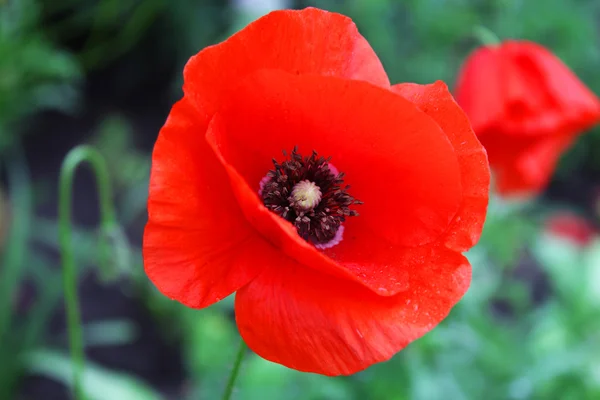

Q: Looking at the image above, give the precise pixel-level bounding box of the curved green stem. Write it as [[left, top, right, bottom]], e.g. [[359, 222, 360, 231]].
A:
[[221, 339, 247, 400], [58, 145, 117, 400], [473, 26, 501, 46]]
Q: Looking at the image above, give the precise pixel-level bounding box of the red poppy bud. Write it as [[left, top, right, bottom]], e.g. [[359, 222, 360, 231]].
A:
[[455, 40, 600, 196], [143, 8, 490, 375]]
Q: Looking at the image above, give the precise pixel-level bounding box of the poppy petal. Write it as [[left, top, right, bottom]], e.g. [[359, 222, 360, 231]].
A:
[[481, 130, 575, 195], [183, 7, 389, 122], [208, 70, 462, 247], [455, 46, 504, 133], [521, 41, 600, 133], [203, 142, 367, 287], [498, 42, 585, 136], [501, 44, 554, 130], [392, 81, 490, 251], [235, 243, 471, 375], [206, 70, 463, 296], [143, 98, 267, 308]]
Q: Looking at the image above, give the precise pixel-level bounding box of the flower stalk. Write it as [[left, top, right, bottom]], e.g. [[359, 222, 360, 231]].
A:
[[472, 26, 501, 46], [221, 339, 247, 400], [58, 145, 118, 400]]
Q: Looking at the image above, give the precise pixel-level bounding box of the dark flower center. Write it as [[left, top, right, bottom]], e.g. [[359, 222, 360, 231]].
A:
[[260, 147, 362, 248]]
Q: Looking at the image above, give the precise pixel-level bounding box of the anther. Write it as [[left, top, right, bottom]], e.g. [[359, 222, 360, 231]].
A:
[[259, 147, 361, 248]]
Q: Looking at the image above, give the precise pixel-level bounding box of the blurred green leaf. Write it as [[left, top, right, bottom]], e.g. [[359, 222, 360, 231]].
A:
[[0, 148, 32, 398], [24, 349, 163, 400], [81, 319, 139, 347], [0, 0, 82, 152]]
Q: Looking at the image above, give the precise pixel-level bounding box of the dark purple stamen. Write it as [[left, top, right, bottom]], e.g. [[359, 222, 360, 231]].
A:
[[260, 147, 362, 247]]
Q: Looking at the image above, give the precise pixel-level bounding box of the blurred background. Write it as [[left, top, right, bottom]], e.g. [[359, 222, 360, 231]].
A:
[[1, 0, 600, 399]]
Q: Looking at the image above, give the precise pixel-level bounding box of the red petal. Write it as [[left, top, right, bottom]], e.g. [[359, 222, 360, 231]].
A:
[[392, 81, 490, 251], [518, 41, 600, 133], [455, 45, 504, 133], [457, 41, 600, 138], [183, 7, 389, 122], [144, 7, 390, 306], [235, 243, 471, 375], [546, 212, 597, 247], [496, 41, 599, 136], [479, 129, 574, 195], [207, 70, 463, 296], [143, 98, 267, 308], [500, 43, 554, 131]]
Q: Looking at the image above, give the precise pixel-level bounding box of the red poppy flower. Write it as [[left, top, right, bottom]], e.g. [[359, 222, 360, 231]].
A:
[[455, 40, 600, 196], [143, 8, 489, 375], [546, 212, 596, 247]]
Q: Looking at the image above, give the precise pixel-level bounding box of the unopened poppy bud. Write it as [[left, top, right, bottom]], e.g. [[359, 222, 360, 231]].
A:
[[290, 180, 322, 211]]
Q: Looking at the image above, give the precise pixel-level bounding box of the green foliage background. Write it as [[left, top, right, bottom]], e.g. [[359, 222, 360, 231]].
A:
[[1, 0, 600, 399]]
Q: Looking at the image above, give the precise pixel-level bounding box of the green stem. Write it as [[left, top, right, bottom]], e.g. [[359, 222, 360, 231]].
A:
[[472, 26, 501, 46], [58, 145, 117, 400], [221, 339, 247, 400]]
